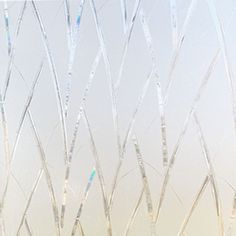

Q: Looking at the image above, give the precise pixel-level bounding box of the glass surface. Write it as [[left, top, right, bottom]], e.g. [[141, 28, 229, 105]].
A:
[[0, 0, 235, 235]]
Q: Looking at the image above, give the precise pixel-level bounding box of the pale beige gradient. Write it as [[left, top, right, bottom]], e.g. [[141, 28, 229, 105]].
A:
[[0, 0, 235, 235]]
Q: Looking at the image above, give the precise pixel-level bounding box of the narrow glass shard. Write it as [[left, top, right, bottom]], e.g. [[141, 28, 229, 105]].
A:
[[28, 111, 61, 236], [193, 113, 224, 235], [164, 0, 197, 104], [16, 168, 44, 235], [71, 167, 96, 236], [206, 0, 236, 137], [0, 61, 44, 236], [120, 0, 127, 33], [24, 220, 33, 236], [132, 134, 156, 236], [154, 51, 219, 224], [3, 1, 11, 55], [139, 10, 169, 167], [177, 176, 210, 235], [169, 0, 178, 49], [123, 188, 144, 236], [60, 49, 101, 228], [109, 69, 154, 209], [82, 109, 112, 236], [64, 0, 86, 117], [115, 0, 142, 91], [31, 1, 69, 164], [2, 1, 27, 100]]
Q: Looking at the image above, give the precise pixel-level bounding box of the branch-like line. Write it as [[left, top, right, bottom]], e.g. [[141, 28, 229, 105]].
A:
[[154, 50, 220, 224], [64, 0, 86, 116], [169, 0, 178, 49], [0, 60, 44, 236], [31, 0, 69, 164], [60, 49, 101, 228], [3, 0, 11, 55], [139, 9, 169, 167], [109, 69, 154, 208], [28, 111, 61, 236], [193, 113, 224, 235], [89, 0, 120, 160], [71, 167, 96, 236], [16, 168, 43, 236], [177, 175, 210, 235], [120, 0, 127, 33], [2, 0, 27, 100], [132, 134, 156, 235], [82, 109, 112, 236], [123, 187, 144, 236], [115, 0, 142, 91], [164, 0, 197, 104]]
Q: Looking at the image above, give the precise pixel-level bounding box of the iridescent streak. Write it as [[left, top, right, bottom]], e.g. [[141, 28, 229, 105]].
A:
[[76, 15, 81, 27], [71, 168, 96, 236], [4, 1, 11, 55]]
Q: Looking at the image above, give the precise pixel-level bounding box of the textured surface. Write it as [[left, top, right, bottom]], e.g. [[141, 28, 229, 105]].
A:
[[0, 0, 236, 235]]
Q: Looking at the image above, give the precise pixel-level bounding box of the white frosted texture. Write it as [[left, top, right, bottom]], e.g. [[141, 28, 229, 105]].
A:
[[0, 0, 235, 235]]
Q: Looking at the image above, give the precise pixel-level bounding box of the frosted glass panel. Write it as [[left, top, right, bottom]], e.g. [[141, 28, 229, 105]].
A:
[[0, 0, 235, 235]]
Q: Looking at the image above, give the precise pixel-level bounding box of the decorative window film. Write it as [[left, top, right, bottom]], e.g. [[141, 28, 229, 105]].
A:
[[0, 0, 235, 235]]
